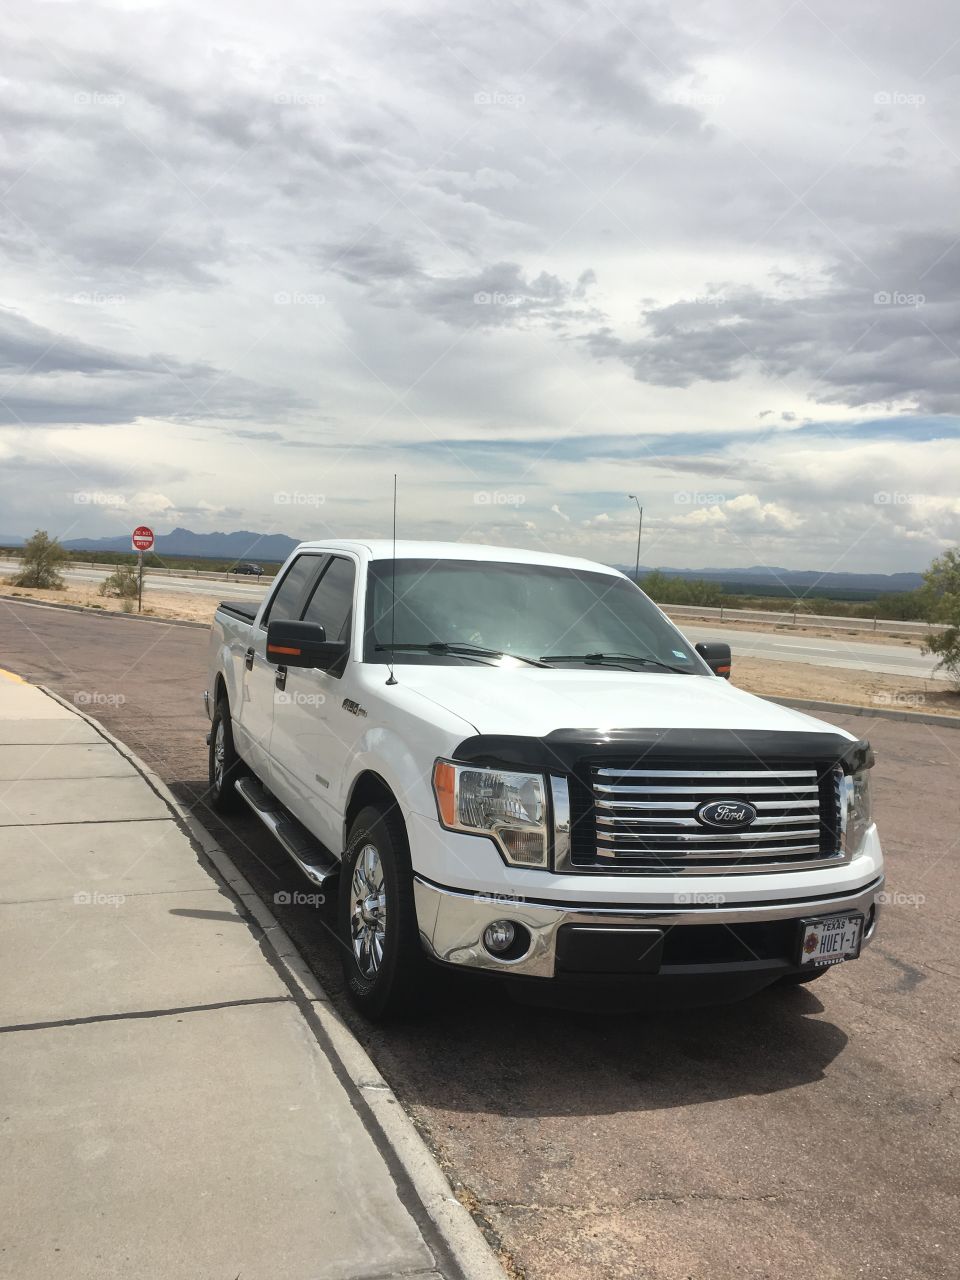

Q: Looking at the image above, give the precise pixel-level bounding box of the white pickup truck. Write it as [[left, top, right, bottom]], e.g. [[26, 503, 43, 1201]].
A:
[[205, 540, 883, 1019]]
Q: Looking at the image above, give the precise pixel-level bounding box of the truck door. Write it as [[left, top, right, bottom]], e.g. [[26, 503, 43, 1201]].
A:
[[267, 553, 358, 853], [235, 553, 326, 784]]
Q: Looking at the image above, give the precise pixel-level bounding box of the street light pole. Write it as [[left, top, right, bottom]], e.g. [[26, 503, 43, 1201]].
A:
[[627, 494, 643, 582]]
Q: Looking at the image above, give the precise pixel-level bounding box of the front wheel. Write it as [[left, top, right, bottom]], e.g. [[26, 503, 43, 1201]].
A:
[[338, 803, 427, 1020], [208, 695, 247, 814]]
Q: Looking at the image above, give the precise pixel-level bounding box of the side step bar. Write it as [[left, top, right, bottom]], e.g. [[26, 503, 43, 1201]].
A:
[[234, 776, 340, 887]]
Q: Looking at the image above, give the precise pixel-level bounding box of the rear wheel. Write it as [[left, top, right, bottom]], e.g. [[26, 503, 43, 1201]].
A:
[[208, 694, 246, 813], [338, 802, 426, 1020]]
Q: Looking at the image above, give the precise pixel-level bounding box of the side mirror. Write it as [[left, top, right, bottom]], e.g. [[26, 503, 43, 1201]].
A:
[[695, 641, 731, 679], [267, 620, 347, 671]]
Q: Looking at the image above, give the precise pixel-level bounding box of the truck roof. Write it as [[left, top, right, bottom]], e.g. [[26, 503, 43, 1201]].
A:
[[291, 539, 624, 576]]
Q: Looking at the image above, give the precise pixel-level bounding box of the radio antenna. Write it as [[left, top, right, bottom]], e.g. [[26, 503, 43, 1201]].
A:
[[386, 473, 398, 685]]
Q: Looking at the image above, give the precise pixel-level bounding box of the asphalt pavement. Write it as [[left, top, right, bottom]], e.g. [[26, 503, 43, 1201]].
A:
[[0, 666, 493, 1280], [0, 599, 957, 1280]]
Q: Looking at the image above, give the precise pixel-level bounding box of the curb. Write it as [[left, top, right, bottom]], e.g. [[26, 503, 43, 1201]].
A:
[[37, 682, 506, 1280], [765, 694, 960, 729], [0, 594, 209, 630]]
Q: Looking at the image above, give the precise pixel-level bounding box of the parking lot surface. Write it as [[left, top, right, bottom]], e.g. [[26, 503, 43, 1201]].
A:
[[1, 599, 957, 1279]]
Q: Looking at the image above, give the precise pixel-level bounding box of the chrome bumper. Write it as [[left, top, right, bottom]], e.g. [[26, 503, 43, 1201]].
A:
[[413, 875, 884, 979]]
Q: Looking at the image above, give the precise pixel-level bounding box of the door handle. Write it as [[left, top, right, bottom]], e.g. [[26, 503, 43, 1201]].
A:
[[275, 665, 287, 691], [245, 646, 255, 670]]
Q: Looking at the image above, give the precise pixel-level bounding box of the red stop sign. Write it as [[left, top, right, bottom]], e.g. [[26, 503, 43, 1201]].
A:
[[132, 525, 154, 552]]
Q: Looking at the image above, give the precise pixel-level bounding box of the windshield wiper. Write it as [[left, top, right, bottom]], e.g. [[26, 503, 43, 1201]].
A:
[[375, 641, 551, 668], [541, 651, 691, 674]]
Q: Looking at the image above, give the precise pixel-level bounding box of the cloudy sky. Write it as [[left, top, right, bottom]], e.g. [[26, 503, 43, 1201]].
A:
[[2, 0, 959, 572]]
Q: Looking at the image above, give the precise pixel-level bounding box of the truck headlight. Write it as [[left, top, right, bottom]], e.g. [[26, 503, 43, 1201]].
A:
[[841, 767, 873, 855], [432, 760, 548, 867]]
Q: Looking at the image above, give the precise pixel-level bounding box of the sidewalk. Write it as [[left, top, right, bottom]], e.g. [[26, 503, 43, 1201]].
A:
[[0, 671, 494, 1280]]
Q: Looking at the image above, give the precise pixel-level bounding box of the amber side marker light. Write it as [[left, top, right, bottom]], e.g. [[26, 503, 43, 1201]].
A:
[[268, 644, 302, 656], [432, 760, 457, 826]]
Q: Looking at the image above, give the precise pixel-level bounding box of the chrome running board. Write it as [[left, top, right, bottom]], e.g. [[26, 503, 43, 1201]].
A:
[[235, 776, 339, 887]]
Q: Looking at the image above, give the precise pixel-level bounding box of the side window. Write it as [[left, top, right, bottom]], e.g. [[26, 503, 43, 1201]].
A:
[[301, 556, 356, 641], [261, 555, 326, 627]]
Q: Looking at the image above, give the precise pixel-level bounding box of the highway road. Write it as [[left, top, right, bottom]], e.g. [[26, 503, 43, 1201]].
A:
[[0, 597, 956, 1280], [6, 562, 947, 681], [681, 624, 947, 682]]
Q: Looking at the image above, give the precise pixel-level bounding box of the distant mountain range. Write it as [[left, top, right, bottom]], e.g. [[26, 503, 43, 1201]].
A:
[[60, 527, 301, 562], [0, 527, 926, 590], [616, 564, 925, 592]]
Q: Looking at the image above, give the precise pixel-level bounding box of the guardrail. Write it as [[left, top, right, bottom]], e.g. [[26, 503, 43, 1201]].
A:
[[663, 603, 945, 638], [0, 556, 277, 584]]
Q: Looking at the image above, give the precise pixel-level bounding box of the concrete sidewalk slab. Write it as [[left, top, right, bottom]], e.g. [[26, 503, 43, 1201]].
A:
[[0, 775, 170, 825], [0, 819, 217, 901], [0, 671, 495, 1280], [0, 742, 137, 779], [3, 1001, 436, 1280], [1, 888, 289, 1024], [0, 717, 104, 744]]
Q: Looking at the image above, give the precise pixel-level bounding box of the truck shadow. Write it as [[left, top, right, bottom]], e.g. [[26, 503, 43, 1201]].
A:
[[186, 787, 848, 1118]]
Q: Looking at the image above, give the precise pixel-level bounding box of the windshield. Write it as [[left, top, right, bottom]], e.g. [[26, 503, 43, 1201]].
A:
[[363, 558, 707, 673]]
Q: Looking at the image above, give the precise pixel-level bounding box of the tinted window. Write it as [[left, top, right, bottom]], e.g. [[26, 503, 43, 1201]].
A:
[[302, 556, 355, 640], [262, 555, 325, 626], [363, 558, 706, 672]]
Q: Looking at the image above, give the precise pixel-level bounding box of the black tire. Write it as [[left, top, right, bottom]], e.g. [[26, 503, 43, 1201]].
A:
[[208, 693, 247, 813], [779, 966, 832, 986], [338, 802, 427, 1020]]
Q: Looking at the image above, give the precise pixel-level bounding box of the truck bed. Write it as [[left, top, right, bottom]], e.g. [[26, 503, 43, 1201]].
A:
[[217, 600, 259, 624]]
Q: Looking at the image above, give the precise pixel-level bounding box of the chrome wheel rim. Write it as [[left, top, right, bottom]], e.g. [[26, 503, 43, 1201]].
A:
[[350, 843, 387, 979], [213, 719, 225, 790]]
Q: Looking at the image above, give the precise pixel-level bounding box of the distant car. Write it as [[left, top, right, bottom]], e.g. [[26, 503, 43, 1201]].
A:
[[233, 562, 263, 576]]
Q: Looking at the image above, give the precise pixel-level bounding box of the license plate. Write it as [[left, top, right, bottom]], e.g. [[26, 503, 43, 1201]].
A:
[[798, 913, 864, 967]]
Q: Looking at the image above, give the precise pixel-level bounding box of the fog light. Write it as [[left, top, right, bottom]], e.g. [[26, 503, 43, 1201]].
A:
[[483, 920, 516, 953]]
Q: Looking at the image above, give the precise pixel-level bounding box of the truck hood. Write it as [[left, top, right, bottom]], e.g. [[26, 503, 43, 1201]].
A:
[[396, 665, 853, 741]]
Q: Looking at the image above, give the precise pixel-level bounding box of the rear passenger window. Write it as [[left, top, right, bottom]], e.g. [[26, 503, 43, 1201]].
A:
[[261, 556, 325, 627], [302, 556, 355, 641]]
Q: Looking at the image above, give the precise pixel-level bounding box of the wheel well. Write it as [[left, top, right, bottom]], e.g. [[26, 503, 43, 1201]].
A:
[[213, 671, 227, 706], [345, 772, 406, 846]]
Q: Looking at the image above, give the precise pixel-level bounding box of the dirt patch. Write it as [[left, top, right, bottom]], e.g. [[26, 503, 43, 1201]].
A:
[[733, 655, 960, 717], [0, 583, 217, 624]]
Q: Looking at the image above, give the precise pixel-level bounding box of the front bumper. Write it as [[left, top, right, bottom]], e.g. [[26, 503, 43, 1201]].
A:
[[413, 874, 883, 981]]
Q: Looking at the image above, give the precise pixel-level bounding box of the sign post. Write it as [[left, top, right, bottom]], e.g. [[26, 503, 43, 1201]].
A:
[[131, 526, 155, 613]]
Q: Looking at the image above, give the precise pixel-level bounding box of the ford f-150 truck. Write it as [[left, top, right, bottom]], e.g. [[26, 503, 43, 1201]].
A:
[[204, 540, 883, 1019]]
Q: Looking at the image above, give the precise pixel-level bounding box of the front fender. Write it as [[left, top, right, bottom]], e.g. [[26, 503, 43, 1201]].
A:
[[340, 724, 449, 849]]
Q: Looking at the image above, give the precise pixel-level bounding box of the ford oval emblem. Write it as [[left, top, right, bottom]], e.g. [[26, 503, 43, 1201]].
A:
[[696, 799, 758, 829]]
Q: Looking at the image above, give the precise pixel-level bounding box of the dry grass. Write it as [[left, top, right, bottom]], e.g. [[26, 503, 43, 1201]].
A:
[[0, 582, 218, 624]]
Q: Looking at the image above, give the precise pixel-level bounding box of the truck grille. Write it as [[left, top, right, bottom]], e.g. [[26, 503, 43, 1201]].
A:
[[569, 763, 843, 874]]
